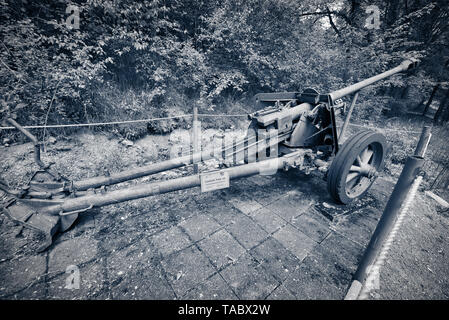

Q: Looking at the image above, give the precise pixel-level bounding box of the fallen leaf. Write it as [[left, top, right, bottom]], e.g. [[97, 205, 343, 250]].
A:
[[323, 202, 336, 209], [176, 270, 184, 280], [121, 139, 134, 147]]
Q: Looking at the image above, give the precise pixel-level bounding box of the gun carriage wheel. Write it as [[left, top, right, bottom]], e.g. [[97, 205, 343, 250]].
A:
[[327, 131, 387, 204]]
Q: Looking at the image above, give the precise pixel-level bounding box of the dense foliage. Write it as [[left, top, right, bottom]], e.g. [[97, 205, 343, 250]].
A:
[[1, 0, 448, 138]]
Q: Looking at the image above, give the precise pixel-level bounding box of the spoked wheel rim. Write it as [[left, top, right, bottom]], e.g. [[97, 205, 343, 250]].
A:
[[344, 141, 384, 199], [327, 130, 387, 204]]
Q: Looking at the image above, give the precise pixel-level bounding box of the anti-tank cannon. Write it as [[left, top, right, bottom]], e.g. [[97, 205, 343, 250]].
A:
[[0, 59, 418, 251]]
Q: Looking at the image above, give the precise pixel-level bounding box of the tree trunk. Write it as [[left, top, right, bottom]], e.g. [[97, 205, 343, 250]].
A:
[[433, 89, 449, 124], [348, 0, 365, 28], [401, 86, 410, 99], [423, 84, 440, 116], [385, 0, 402, 27], [442, 96, 449, 123]]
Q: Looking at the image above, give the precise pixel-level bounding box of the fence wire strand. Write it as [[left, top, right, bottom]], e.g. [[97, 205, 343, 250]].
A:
[[0, 113, 249, 130], [1, 112, 447, 191]]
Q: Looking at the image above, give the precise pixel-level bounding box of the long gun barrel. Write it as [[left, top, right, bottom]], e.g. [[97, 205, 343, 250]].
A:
[[251, 59, 418, 129], [328, 59, 418, 103]]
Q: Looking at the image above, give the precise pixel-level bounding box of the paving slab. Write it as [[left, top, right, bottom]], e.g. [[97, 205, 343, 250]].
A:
[[329, 215, 374, 247], [225, 214, 268, 249], [266, 284, 296, 300], [207, 202, 243, 226], [247, 207, 287, 234], [319, 231, 364, 271], [109, 263, 175, 299], [183, 273, 239, 300], [291, 207, 331, 243], [56, 211, 96, 243], [265, 194, 307, 222], [48, 237, 98, 274], [220, 254, 280, 300], [107, 238, 156, 276], [149, 225, 192, 257], [160, 245, 216, 297], [46, 261, 104, 299], [227, 195, 263, 215], [197, 229, 246, 269], [3, 282, 47, 300], [306, 244, 354, 291], [96, 227, 147, 254], [344, 206, 381, 231], [0, 216, 48, 260], [273, 224, 317, 261], [179, 214, 221, 242], [0, 254, 47, 297], [249, 237, 301, 282], [282, 255, 344, 299]]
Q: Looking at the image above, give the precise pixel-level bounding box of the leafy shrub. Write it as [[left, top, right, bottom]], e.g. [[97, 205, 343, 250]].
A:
[[1, 0, 447, 143]]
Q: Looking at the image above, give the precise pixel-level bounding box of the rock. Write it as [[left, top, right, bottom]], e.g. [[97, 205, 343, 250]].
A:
[[55, 146, 72, 152], [2, 138, 11, 145], [318, 166, 328, 173], [121, 139, 134, 147], [48, 136, 57, 144], [322, 202, 336, 209]]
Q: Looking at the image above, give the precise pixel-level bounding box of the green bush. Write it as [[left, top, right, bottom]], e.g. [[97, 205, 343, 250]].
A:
[[1, 0, 447, 142]]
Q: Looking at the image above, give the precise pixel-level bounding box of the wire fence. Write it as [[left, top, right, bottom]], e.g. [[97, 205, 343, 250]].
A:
[[1, 111, 447, 191], [0, 113, 248, 130]]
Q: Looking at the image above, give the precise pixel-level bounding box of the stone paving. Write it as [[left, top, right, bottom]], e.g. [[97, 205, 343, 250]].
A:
[[0, 169, 393, 300]]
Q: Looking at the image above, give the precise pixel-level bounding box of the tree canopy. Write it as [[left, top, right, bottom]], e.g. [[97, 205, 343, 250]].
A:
[[1, 0, 448, 132]]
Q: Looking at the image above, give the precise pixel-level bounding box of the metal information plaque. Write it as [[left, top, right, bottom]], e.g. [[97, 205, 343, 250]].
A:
[[200, 171, 230, 192]]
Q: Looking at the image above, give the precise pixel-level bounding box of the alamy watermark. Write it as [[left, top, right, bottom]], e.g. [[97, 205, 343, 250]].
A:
[[65, 5, 80, 30], [65, 264, 80, 289], [169, 121, 280, 175], [365, 5, 381, 30]]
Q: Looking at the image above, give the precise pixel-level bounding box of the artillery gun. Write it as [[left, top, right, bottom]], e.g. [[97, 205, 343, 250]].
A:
[[0, 59, 418, 251]]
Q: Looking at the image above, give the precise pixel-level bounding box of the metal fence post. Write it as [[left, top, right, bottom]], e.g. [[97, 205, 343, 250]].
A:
[[344, 125, 431, 300], [193, 106, 199, 174], [414, 125, 432, 157]]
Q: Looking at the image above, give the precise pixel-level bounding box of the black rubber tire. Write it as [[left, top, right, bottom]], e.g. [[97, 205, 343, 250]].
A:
[[327, 130, 387, 204], [327, 130, 373, 201]]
